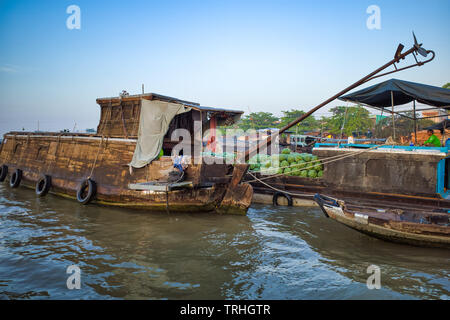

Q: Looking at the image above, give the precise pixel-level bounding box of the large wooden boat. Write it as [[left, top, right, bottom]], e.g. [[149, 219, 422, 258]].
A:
[[0, 93, 253, 215], [314, 194, 450, 248]]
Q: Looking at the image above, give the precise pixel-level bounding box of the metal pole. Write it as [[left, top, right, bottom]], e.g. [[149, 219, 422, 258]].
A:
[[413, 100, 417, 145], [391, 91, 396, 141]]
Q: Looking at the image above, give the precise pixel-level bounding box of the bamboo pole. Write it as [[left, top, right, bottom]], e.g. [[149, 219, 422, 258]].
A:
[[413, 100, 418, 145], [391, 91, 396, 141]]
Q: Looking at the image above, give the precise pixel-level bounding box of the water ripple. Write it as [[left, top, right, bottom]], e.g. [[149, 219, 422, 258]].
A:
[[0, 185, 448, 299]]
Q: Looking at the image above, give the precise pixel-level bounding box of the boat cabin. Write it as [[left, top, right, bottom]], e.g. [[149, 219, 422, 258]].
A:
[[95, 92, 244, 158]]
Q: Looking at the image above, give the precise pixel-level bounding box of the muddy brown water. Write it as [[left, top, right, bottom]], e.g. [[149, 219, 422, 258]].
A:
[[0, 184, 448, 299]]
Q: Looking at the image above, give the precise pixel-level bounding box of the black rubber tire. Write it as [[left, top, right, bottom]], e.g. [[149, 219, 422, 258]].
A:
[[35, 175, 51, 197], [273, 191, 293, 206], [10, 169, 22, 188], [0, 164, 7, 182], [76, 179, 96, 205]]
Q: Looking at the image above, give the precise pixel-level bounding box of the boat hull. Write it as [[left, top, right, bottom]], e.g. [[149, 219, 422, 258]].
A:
[[0, 133, 252, 214], [314, 194, 450, 248]]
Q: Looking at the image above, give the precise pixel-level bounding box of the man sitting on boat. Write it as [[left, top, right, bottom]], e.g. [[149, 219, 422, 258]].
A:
[[423, 129, 441, 147]]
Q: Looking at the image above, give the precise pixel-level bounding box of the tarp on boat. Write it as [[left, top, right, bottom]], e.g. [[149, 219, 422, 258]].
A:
[[130, 99, 191, 168], [339, 79, 450, 108]]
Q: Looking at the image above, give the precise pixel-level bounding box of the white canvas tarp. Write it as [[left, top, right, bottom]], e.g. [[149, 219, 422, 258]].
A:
[[129, 99, 191, 168]]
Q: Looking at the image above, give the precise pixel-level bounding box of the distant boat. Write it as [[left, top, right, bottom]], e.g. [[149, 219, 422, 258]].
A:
[[314, 194, 450, 248]]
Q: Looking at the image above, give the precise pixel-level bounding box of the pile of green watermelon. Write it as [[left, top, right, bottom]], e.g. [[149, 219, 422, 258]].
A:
[[248, 148, 323, 178]]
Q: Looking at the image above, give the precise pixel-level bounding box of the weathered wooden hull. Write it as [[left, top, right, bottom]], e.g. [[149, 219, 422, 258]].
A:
[[0, 133, 252, 214], [314, 194, 450, 248]]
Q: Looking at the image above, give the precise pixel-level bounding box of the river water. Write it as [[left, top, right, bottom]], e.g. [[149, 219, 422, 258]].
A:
[[0, 184, 448, 300]]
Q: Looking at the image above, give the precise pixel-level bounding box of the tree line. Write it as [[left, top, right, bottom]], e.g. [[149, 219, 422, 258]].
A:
[[226, 105, 436, 138]]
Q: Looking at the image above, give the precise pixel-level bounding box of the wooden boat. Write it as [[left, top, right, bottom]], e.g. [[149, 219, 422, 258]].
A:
[[314, 194, 450, 248], [248, 79, 450, 208], [248, 143, 450, 208], [243, 37, 448, 209], [0, 93, 253, 215]]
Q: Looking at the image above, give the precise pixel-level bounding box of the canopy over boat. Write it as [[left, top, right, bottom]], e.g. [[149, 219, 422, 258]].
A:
[[424, 119, 450, 130], [339, 78, 450, 108]]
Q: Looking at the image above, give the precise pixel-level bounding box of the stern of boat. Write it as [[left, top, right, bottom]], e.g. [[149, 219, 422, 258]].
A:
[[216, 164, 253, 215]]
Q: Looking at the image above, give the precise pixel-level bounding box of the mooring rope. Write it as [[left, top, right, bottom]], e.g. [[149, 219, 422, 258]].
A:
[[247, 171, 315, 198], [88, 135, 107, 179]]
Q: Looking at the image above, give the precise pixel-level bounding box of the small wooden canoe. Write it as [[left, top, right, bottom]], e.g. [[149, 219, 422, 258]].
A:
[[314, 194, 450, 248]]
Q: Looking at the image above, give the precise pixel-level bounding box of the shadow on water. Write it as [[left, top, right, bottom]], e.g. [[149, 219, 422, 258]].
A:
[[0, 184, 448, 299]]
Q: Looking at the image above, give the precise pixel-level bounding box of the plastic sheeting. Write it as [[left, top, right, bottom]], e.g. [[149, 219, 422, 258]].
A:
[[339, 78, 450, 108], [129, 99, 191, 168]]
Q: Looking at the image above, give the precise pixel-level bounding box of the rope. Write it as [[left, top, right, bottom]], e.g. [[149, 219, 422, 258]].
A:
[[245, 143, 386, 183], [120, 104, 129, 138], [338, 104, 349, 146], [247, 171, 315, 198], [88, 136, 107, 179], [131, 101, 139, 136], [45, 133, 62, 174], [165, 184, 170, 214]]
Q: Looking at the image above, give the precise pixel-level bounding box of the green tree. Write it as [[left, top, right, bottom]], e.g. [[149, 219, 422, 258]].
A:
[[443, 83, 450, 89], [278, 109, 319, 133], [237, 112, 279, 131], [325, 106, 373, 136]]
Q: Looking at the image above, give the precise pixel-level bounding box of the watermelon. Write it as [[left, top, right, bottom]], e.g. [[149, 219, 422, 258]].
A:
[[307, 169, 317, 178], [284, 167, 291, 175], [317, 170, 324, 178], [287, 155, 295, 163], [291, 165, 300, 175], [295, 154, 303, 162], [297, 160, 306, 168], [314, 163, 323, 171], [281, 148, 291, 154], [300, 170, 308, 177], [280, 160, 289, 168], [303, 154, 312, 162], [263, 161, 271, 168]]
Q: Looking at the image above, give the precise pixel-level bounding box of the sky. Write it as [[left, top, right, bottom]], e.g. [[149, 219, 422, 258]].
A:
[[0, 0, 449, 135]]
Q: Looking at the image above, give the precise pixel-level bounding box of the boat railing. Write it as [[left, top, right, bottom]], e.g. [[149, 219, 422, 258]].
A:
[[315, 142, 449, 154]]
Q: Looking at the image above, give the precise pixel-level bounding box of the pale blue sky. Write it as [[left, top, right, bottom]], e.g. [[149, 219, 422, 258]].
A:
[[0, 0, 449, 135]]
